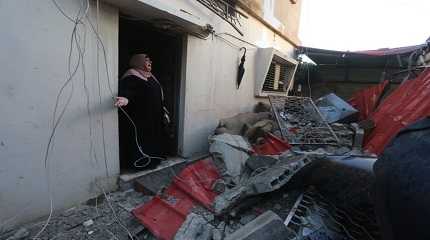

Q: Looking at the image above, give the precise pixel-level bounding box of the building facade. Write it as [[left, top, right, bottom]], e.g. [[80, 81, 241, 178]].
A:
[[0, 0, 302, 229]]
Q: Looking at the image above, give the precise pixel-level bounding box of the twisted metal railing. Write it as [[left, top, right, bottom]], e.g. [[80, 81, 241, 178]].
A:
[[196, 0, 247, 35]]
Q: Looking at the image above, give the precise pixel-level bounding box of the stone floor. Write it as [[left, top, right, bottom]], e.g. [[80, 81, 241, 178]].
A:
[[0, 190, 155, 240], [1, 186, 301, 240]]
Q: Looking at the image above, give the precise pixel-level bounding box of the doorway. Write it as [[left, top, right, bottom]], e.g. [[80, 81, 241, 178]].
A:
[[118, 16, 183, 171]]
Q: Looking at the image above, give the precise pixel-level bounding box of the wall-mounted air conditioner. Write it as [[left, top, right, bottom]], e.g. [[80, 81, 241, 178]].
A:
[[255, 48, 298, 97]]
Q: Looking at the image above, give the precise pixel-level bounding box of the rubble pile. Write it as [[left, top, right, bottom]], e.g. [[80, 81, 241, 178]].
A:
[[127, 94, 380, 240], [1, 190, 154, 240], [3, 94, 382, 240]]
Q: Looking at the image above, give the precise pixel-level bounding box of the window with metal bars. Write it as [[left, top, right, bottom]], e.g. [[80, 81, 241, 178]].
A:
[[263, 59, 289, 92]]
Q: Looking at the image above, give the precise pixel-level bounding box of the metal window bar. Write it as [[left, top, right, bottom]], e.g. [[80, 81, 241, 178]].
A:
[[284, 188, 380, 240], [196, 0, 247, 36], [269, 96, 340, 145]]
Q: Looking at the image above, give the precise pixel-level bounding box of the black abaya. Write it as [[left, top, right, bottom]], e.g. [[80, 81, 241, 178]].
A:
[[119, 75, 165, 169]]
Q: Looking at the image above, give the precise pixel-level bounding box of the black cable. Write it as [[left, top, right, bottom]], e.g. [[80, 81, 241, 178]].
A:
[[35, 1, 89, 238]]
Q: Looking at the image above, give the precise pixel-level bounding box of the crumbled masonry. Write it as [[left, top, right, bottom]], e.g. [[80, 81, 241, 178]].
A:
[[7, 91, 406, 240]]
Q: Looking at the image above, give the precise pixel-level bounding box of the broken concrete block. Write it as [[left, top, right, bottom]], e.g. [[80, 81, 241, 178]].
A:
[[225, 211, 289, 240], [209, 134, 251, 184], [351, 123, 364, 151], [254, 102, 271, 113], [214, 154, 315, 215], [243, 119, 275, 143], [6, 228, 29, 240], [245, 155, 278, 172], [215, 112, 271, 135], [174, 213, 215, 240], [213, 186, 247, 215], [239, 213, 257, 225], [212, 228, 223, 240], [82, 219, 94, 227]]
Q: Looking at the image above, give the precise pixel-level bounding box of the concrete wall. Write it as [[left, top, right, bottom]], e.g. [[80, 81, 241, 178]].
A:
[[240, 0, 302, 43], [0, 0, 119, 229], [174, 1, 297, 156]]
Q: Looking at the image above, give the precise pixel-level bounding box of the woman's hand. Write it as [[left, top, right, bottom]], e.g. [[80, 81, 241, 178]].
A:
[[114, 97, 129, 107]]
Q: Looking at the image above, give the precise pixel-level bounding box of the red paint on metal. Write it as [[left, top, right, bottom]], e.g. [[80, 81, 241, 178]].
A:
[[349, 80, 388, 121], [364, 69, 430, 155], [354, 44, 425, 56], [253, 133, 291, 155], [132, 158, 221, 240]]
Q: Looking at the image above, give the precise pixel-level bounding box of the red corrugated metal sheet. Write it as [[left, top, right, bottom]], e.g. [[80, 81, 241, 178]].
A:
[[132, 158, 221, 240], [364, 69, 430, 155], [253, 133, 291, 155], [349, 80, 388, 121]]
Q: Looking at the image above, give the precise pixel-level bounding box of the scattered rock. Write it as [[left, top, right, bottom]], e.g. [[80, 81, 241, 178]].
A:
[[274, 204, 282, 210], [212, 228, 223, 240], [225, 211, 289, 240], [174, 213, 215, 240], [215, 112, 271, 136], [82, 219, 94, 227], [217, 222, 226, 231], [6, 227, 29, 240], [239, 214, 256, 225]]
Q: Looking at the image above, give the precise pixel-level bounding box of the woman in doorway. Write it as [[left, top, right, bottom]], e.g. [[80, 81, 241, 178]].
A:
[[115, 53, 167, 170]]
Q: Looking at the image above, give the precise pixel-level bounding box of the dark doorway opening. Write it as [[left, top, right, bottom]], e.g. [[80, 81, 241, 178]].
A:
[[118, 16, 183, 172]]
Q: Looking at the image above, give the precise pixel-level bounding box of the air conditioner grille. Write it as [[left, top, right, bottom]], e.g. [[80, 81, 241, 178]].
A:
[[262, 59, 289, 92]]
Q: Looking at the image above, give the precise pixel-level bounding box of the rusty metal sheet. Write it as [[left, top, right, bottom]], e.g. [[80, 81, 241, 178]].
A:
[[365, 69, 430, 155], [349, 80, 389, 121]]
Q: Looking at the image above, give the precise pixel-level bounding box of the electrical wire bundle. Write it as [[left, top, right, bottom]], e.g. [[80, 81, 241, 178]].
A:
[[32, 0, 160, 239]]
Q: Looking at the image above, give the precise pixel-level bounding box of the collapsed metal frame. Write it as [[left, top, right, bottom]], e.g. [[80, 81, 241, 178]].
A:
[[269, 96, 340, 145], [195, 0, 247, 36], [284, 188, 380, 240]]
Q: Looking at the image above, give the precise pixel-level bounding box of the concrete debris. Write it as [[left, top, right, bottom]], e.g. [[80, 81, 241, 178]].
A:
[[215, 112, 271, 136], [225, 211, 289, 240], [239, 213, 257, 225], [243, 119, 275, 143], [82, 219, 94, 227], [213, 186, 247, 215], [253, 102, 271, 113], [209, 134, 251, 185], [212, 228, 223, 240], [245, 155, 278, 172], [211, 179, 227, 194], [273, 204, 282, 210], [213, 154, 317, 215], [2, 190, 154, 240], [351, 122, 365, 151], [191, 206, 215, 222], [133, 159, 189, 195], [216, 222, 226, 232], [5, 228, 29, 240], [174, 213, 215, 240]]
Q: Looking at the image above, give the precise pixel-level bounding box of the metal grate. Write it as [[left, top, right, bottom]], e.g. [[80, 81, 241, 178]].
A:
[[263, 60, 290, 92], [284, 188, 380, 240], [269, 96, 340, 145], [196, 0, 247, 36]]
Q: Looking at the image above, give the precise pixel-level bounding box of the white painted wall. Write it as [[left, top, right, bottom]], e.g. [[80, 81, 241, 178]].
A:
[[0, 1, 119, 230], [174, 1, 296, 156], [0, 0, 298, 229]]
